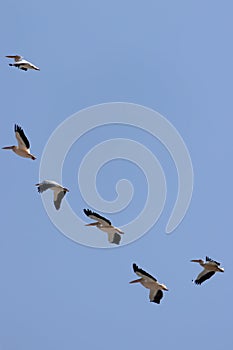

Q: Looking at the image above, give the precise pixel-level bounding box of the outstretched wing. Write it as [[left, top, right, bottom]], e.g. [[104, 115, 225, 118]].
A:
[[15, 124, 30, 150], [108, 232, 121, 245], [83, 209, 112, 226], [132, 263, 157, 282], [194, 269, 216, 285], [150, 289, 163, 304], [53, 190, 66, 210], [35, 180, 60, 193], [206, 256, 220, 266]]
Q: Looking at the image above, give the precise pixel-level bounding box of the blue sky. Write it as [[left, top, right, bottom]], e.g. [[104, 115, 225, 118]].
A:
[[1, 1, 233, 349]]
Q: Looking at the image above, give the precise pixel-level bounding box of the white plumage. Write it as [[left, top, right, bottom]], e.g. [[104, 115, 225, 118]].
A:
[[83, 209, 124, 245], [6, 55, 40, 71], [35, 180, 69, 210], [191, 256, 224, 285], [2, 124, 36, 160], [130, 263, 168, 304]]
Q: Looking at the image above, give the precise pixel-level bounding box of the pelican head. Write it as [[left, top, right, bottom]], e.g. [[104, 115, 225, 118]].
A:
[[160, 284, 169, 291]]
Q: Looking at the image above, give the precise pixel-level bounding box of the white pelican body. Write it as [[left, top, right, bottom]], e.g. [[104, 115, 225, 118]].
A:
[[191, 256, 224, 285], [130, 263, 168, 304], [6, 55, 40, 71], [2, 124, 36, 160], [36, 180, 69, 210], [83, 209, 124, 245]]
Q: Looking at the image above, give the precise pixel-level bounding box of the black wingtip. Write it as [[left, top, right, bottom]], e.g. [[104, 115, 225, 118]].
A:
[[150, 300, 161, 304], [83, 208, 112, 226], [132, 263, 138, 272], [14, 124, 21, 132], [83, 208, 90, 216]]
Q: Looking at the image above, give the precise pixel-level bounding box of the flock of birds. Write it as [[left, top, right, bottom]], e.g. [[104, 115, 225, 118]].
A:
[[3, 55, 224, 304], [129, 257, 224, 303]]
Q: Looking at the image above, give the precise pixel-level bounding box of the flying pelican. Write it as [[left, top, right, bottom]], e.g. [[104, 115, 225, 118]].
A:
[[2, 124, 36, 160], [191, 256, 224, 285], [83, 209, 124, 245], [129, 263, 168, 304], [6, 55, 40, 71], [35, 180, 69, 210]]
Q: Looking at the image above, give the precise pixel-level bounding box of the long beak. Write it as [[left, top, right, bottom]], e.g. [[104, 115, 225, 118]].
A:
[[2, 146, 14, 150], [85, 222, 98, 226], [129, 278, 142, 284]]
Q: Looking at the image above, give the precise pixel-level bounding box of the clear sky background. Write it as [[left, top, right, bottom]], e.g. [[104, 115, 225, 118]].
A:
[[1, 1, 233, 349]]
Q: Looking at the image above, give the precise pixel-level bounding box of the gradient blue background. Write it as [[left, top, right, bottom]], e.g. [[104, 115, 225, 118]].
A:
[[1, 1, 232, 349]]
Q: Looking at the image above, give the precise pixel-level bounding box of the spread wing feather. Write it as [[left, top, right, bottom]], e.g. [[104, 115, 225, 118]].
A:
[[206, 256, 220, 266], [195, 270, 216, 285], [36, 181, 60, 193], [83, 209, 111, 226], [14, 124, 30, 149], [108, 232, 121, 245], [54, 190, 66, 210], [132, 263, 157, 282], [151, 289, 163, 304]]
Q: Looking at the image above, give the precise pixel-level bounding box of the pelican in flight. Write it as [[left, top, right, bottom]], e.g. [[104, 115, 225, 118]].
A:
[[83, 209, 124, 245], [35, 180, 69, 210], [191, 256, 224, 285], [2, 124, 36, 160], [6, 55, 40, 71], [129, 263, 168, 304]]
